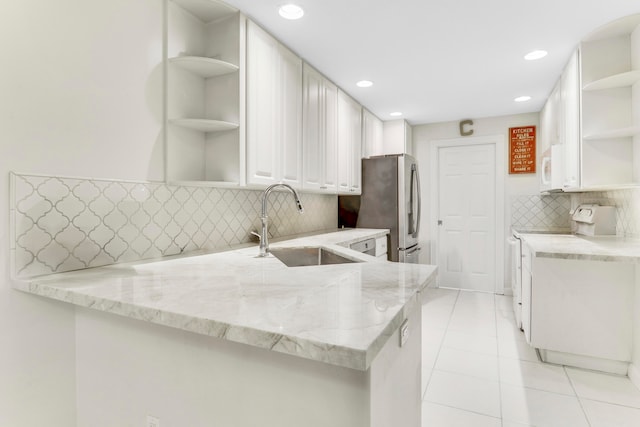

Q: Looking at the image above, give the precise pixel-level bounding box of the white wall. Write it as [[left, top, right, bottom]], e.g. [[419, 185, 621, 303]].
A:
[[412, 112, 540, 290], [0, 0, 164, 424]]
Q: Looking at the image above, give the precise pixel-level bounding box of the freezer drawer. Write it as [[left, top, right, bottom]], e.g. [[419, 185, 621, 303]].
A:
[[400, 245, 421, 264]]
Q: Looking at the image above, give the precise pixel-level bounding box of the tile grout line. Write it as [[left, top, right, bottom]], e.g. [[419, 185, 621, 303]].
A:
[[495, 294, 505, 427], [422, 288, 460, 401], [424, 401, 504, 423], [564, 365, 594, 427]]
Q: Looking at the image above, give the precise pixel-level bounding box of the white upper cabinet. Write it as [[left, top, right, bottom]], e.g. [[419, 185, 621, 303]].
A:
[[165, 0, 245, 186], [246, 21, 302, 188], [164, 3, 372, 193], [337, 90, 363, 194], [579, 14, 640, 188], [539, 13, 640, 191], [382, 119, 413, 155], [538, 82, 557, 154], [362, 109, 384, 158], [302, 63, 338, 192], [561, 50, 581, 189]]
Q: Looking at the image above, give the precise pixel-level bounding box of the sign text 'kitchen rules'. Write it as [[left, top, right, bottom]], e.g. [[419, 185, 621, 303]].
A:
[[509, 126, 536, 174]]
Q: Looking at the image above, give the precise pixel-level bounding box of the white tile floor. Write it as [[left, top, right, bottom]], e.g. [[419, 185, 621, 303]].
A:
[[421, 287, 640, 427]]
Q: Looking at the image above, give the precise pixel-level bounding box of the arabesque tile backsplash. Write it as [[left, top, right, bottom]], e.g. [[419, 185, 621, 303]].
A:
[[12, 172, 640, 278], [511, 188, 640, 238], [510, 194, 572, 231], [10, 173, 337, 278]]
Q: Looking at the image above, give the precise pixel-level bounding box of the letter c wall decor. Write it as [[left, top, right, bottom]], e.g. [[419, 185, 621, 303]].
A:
[[459, 119, 474, 136]]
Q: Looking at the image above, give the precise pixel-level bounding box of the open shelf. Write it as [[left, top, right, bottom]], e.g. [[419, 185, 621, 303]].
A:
[[169, 118, 239, 132], [582, 126, 640, 140], [583, 70, 640, 91], [169, 56, 238, 78]]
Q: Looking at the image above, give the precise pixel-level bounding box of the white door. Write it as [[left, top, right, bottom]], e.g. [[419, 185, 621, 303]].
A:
[[437, 143, 496, 291]]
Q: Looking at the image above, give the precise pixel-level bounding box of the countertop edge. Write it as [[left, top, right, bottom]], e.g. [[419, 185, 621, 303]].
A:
[[518, 233, 640, 263], [13, 228, 436, 371]]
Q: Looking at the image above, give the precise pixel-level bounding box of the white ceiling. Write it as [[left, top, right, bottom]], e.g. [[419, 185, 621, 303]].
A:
[[223, 0, 639, 125]]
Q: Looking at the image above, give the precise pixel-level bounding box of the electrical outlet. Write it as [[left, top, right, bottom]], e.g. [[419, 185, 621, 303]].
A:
[[399, 319, 409, 347], [146, 415, 160, 427]]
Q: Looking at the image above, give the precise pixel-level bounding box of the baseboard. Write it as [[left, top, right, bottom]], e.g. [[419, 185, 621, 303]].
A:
[[539, 349, 629, 375], [628, 363, 640, 389]]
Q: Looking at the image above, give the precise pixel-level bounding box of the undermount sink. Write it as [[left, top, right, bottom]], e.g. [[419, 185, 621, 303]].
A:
[[270, 247, 361, 267]]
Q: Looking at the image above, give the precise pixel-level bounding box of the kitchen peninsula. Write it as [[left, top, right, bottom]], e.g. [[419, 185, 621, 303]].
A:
[[13, 229, 436, 427]]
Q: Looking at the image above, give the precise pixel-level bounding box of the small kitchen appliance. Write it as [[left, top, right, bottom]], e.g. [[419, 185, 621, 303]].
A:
[[540, 145, 565, 192], [572, 204, 616, 236]]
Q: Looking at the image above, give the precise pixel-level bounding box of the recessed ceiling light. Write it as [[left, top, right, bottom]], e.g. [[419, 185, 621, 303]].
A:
[[514, 96, 532, 102], [278, 4, 304, 20], [390, 112, 402, 117], [524, 50, 548, 60], [356, 80, 373, 88]]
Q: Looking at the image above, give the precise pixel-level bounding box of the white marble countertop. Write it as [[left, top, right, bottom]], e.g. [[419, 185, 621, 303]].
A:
[[518, 232, 640, 263], [13, 229, 437, 371]]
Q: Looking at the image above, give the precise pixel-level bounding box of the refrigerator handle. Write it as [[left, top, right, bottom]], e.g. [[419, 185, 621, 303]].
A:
[[411, 164, 421, 238]]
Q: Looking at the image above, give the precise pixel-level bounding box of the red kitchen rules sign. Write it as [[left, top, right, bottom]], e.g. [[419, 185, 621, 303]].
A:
[[509, 126, 536, 174]]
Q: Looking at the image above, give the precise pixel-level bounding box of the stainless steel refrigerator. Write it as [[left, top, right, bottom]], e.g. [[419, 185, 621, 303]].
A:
[[338, 154, 422, 263]]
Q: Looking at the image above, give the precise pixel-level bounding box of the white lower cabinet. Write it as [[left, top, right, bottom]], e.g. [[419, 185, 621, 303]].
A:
[[337, 90, 363, 194], [523, 247, 635, 373], [246, 21, 302, 188]]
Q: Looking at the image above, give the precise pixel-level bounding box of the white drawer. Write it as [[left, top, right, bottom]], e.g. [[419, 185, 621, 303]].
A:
[[375, 236, 388, 257]]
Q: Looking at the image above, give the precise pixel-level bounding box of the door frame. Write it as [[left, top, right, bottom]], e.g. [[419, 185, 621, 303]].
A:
[[429, 135, 505, 293]]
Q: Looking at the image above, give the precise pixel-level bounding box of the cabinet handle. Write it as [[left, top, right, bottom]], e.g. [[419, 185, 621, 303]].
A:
[[320, 186, 327, 190]]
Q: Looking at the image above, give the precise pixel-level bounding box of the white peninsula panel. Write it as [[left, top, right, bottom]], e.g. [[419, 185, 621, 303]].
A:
[[15, 229, 435, 427]]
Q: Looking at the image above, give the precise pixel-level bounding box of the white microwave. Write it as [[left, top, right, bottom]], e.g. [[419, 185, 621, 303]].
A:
[[540, 145, 565, 192]]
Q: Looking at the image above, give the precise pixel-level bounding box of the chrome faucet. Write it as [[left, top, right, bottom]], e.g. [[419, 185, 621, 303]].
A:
[[258, 183, 304, 257]]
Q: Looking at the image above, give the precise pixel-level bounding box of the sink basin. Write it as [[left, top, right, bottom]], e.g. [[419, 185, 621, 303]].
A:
[[270, 247, 361, 267]]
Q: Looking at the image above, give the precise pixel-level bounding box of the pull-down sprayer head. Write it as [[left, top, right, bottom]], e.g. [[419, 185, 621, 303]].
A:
[[257, 183, 304, 257]]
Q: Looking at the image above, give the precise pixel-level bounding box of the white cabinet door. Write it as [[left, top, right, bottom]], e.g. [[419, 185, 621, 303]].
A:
[[302, 64, 338, 192], [350, 107, 363, 193], [362, 109, 383, 158], [278, 44, 303, 188], [337, 90, 362, 194], [521, 243, 532, 342], [324, 81, 338, 191], [302, 65, 323, 190], [382, 119, 412, 155], [561, 50, 580, 189], [246, 21, 279, 186], [246, 21, 302, 188], [529, 257, 633, 364]]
